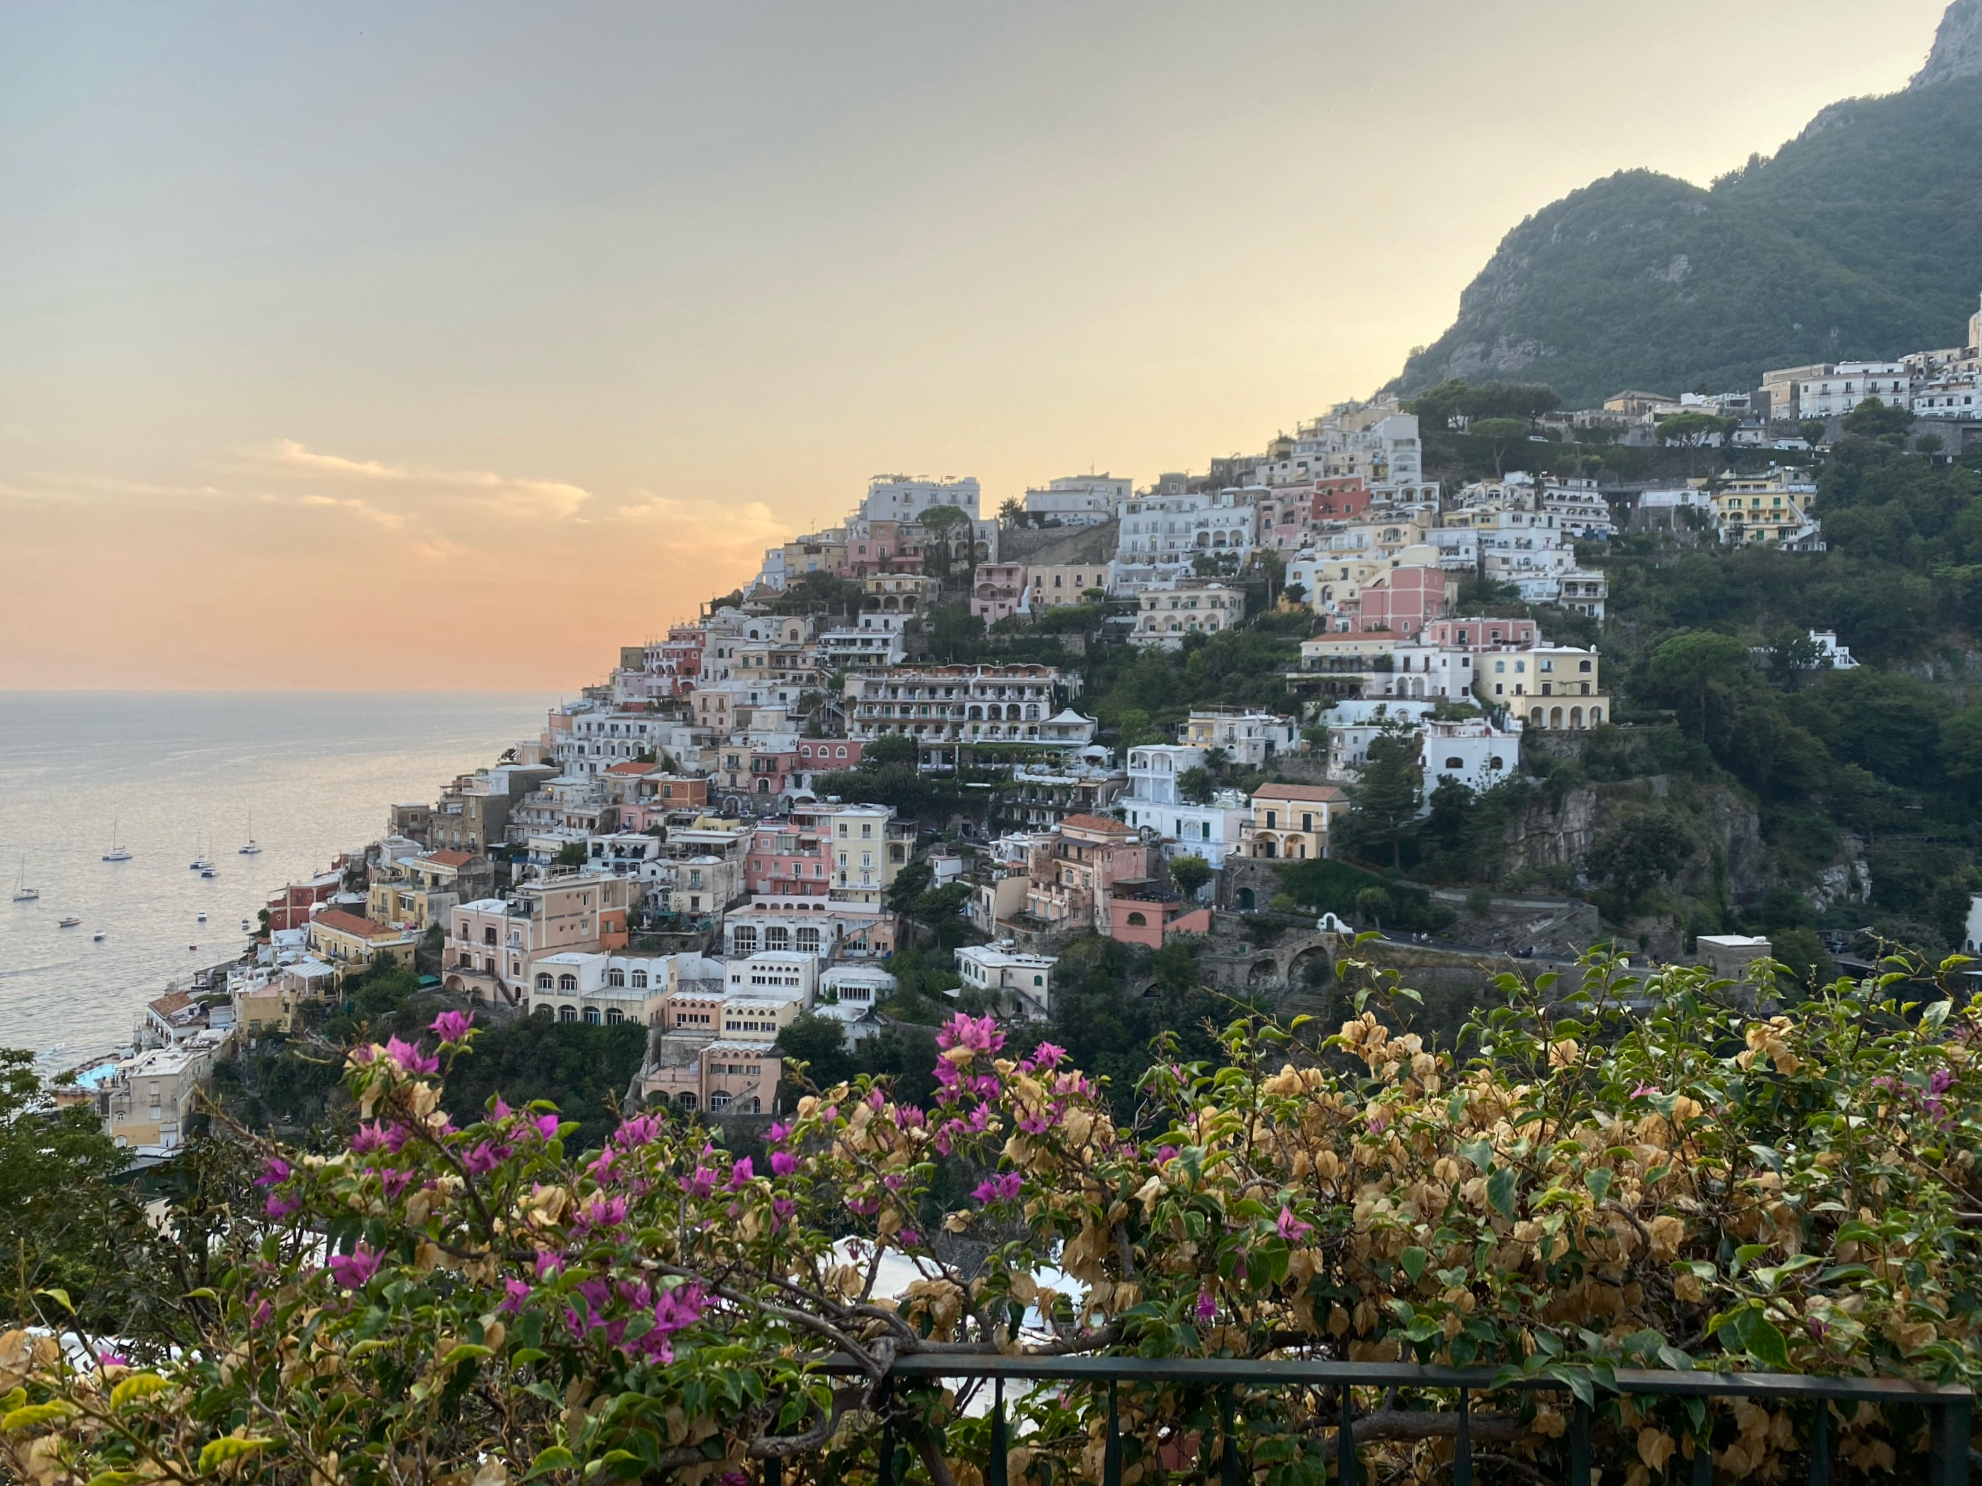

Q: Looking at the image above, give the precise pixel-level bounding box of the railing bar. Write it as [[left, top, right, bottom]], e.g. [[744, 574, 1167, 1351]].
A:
[[1455, 1389, 1471, 1486], [764, 1452, 782, 1486], [1808, 1400, 1829, 1486], [1338, 1383, 1358, 1486], [1219, 1386, 1239, 1486], [1104, 1379, 1121, 1486], [1568, 1400, 1590, 1486], [1690, 1431, 1712, 1486], [989, 1377, 1007, 1486], [867, 1354, 1973, 1403]]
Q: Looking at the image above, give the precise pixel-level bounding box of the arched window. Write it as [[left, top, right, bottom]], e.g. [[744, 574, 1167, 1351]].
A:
[[606, 1008, 624, 1025], [536, 972, 553, 990], [733, 927, 757, 952], [1590, 707, 1604, 725], [1571, 708, 1584, 729], [1445, 757, 1465, 769], [796, 927, 821, 952], [677, 1092, 697, 1111], [558, 974, 578, 992], [558, 1005, 577, 1022], [584, 1007, 601, 1025], [765, 926, 789, 950], [1579, 660, 1592, 672], [1126, 912, 1148, 927], [1550, 707, 1564, 729], [606, 968, 625, 987], [742, 1097, 761, 1113], [1258, 840, 1277, 859], [709, 1092, 732, 1112], [630, 970, 648, 989]]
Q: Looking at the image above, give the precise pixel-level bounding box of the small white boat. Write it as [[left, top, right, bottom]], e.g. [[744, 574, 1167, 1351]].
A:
[[201, 868, 217, 879], [196, 910, 208, 923], [240, 919, 252, 932], [102, 818, 132, 862], [57, 916, 81, 928], [11, 859, 35, 903], [92, 931, 105, 942], [239, 813, 261, 856]]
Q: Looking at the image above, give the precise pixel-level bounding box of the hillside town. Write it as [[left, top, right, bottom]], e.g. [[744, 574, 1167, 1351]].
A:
[[73, 296, 1982, 1158]]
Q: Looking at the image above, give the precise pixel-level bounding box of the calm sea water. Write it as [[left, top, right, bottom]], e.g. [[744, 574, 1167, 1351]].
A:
[[0, 692, 558, 1067]]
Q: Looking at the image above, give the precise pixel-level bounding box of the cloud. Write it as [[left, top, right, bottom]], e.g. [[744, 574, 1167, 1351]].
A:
[[601, 491, 786, 544], [258, 439, 593, 520], [278, 492, 411, 530]]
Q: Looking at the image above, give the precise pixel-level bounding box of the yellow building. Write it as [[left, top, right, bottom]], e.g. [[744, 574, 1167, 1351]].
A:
[[1712, 472, 1821, 548], [1237, 784, 1347, 860], [308, 908, 421, 980], [1027, 564, 1112, 608], [1521, 646, 1610, 731]]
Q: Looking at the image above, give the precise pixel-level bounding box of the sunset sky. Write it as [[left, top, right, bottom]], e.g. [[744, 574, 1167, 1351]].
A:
[[0, 0, 1954, 690]]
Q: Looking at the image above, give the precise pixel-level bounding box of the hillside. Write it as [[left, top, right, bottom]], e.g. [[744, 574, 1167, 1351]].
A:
[[1393, 1, 1982, 406]]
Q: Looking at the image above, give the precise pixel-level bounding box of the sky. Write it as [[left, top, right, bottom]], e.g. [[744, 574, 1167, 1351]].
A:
[[0, 0, 1955, 690]]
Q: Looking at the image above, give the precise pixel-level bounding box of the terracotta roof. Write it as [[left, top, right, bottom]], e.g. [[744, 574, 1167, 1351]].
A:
[[1253, 784, 1347, 803], [419, 849, 476, 868], [312, 908, 404, 940], [606, 760, 652, 776], [1060, 813, 1137, 836], [148, 990, 193, 1017]]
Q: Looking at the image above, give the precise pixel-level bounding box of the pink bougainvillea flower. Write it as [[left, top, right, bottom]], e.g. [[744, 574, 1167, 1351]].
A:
[[254, 1157, 291, 1188], [727, 1157, 755, 1189], [530, 1113, 562, 1141], [382, 1036, 440, 1076], [429, 1009, 475, 1044], [972, 1171, 1022, 1205], [1277, 1205, 1314, 1243], [264, 1193, 302, 1220], [767, 1121, 791, 1143], [1631, 1082, 1660, 1100], [327, 1246, 382, 1290], [769, 1150, 799, 1178], [681, 1165, 716, 1199], [501, 1278, 533, 1312], [614, 1113, 664, 1149], [1195, 1292, 1216, 1325]]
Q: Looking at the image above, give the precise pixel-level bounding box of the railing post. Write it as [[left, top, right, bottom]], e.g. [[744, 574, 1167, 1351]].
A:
[[1104, 1378, 1122, 1486], [1807, 1401, 1829, 1486], [990, 1377, 1007, 1486], [1690, 1430, 1712, 1486], [1220, 1386, 1239, 1486], [1455, 1390, 1471, 1486], [1338, 1385, 1358, 1486], [1931, 1395, 1973, 1486], [1569, 1400, 1590, 1486], [763, 1453, 781, 1486], [879, 1378, 896, 1486]]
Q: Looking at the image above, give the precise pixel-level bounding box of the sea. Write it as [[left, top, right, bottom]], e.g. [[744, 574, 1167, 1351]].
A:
[[0, 691, 559, 1069]]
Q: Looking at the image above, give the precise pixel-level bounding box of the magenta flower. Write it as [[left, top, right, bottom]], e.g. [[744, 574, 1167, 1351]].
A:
[[491, 1096, 513, 1121], [1277, 1205, 1314, 1243], [573, 1194, 629, 1236], [1157, 1145, 1179, 1163], [530, 1113, 562, 1141], [728, 1157, 755, 1189], [1929, 1068, 1954, 1096], [937, 1012, 1005, 1056], [681, 1165, 716, 1199], [1631, 1082, 1659, 1100], [770, 1150, 799, 1178], [264, 1193, 302, 1220], [254, 1157, 291, 1188], [501, 1278, 533, 1313], [899, 1227, 922, 1247], [97, 1349, 129, 1368], [652, 1282, 708, 1334], [767, 1121, 791, 1143], [1195, 1291, 1216, 1325], [327, 1246, 382, 1290], [972, 1171, 1023, 1205], [614, 1113, 664, 1149], [250, 1298, 272, 1330], [1027, 1041, 1067, 1070], [429, 1009, 475, 1044], [381, 1036, 440, 1076], [461, 1141, 503, 1177]]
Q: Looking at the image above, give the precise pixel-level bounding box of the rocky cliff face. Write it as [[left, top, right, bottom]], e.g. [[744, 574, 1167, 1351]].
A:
[[1915, 0, 1982, 88], [1500, 776, 1770, 903]]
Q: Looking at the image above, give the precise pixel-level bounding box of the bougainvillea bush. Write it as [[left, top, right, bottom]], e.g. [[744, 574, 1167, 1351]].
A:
[[2, 953, 1979, 1486]]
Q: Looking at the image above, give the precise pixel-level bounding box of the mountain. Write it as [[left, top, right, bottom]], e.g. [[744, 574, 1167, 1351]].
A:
[[1393, 1, 1982, 408]]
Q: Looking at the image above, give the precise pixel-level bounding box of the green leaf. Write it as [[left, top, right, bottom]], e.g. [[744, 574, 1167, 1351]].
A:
[[1657, 1345, 1698, 1374], [1584, 1169, 1613, 1207], [1459, 1137, 1494, 1173], [198, 1437, 274, 1473], [1487, 1166, 1518, 1219], [34, 1288, 74, 1316], [109, 1373, 172, 1408], [1717, 1306, 1790, 1371], [1400, 1247, 1429, 1286], [2, 1402, 76, 1432], [529, 1446, 578, 1478], [435, 1344, 493, 1372]]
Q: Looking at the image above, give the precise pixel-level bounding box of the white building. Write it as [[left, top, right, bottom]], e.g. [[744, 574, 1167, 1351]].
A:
[[956, 944, 1059, 1021], [1181, 710, 1304, 768], [724, 950, 820, 1001], [1116, 745, 1250, 867], [1129, 581, 1244, 649], [843, 664, 1071, 748], [859, 474, 983, 523], [1024, 474, 1131, 526], [1795, 363, 1912, 420], [1112, 488, 1257, 592], [526, 951, 681, 1025], [1420, 717, 1521, 799]]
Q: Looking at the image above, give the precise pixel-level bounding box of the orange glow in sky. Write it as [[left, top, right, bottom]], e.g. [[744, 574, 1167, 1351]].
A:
[[0, 0, 1953, 688]]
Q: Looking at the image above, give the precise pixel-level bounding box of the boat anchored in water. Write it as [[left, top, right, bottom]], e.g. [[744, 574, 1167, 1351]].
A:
[[102, 818, 132, 862], [239, 812, 262, 855], [11, 860, 35, 903], [57, 916, 81, 928], [92, 930, 105, 942]]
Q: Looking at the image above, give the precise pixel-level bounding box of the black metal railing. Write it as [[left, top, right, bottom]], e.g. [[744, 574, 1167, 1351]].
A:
[[799, 1355, 1972, 1486]]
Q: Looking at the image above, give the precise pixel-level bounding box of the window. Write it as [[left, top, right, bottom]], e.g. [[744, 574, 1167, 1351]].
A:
[[583, 1007, 601, 1025], [1126, 912, 1147, 927], [558, 1005, 577, 1022], [607, 968, 625, 987], [733, 927, 757, 952], [558, 974, 578, 992], [631, 969, 648, 989], [536, 972, 554, 990]]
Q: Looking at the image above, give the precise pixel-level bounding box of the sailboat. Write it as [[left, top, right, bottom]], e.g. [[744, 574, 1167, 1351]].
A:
[[10, 860, 36, 903], [102, 820, 132, 863], [190, 833, 213, 871], [239, 812, 262, 856]]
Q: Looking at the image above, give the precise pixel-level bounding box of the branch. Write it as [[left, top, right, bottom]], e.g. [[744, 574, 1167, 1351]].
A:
[[1351, 1410, 1529, 1445]]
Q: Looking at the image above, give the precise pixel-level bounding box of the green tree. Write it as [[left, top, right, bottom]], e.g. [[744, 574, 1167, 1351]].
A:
[[1841, 396, 1914, 441], [0, 1050, 129, 1323], [1469, 417, 1530, 478], [1339, 722, 1422, 869], [1647, 630, 1753, 740], [553, 840, 589, 869], [1176, 766, 1213, 804], [1656, 412, 1738, 475], [1169, 854, 1213, 900], [996, 496, 1024, 527], [1353, 885, 1393, 928], [773, 1011, 856, 1096], [917, 505, 975, 584]]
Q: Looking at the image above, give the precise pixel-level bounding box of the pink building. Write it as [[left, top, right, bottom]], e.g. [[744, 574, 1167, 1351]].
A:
[[795, 739, 863, 773], [1421, 616, 1540, 652], [1257, 479, 1374, 549], [971, 562, 1029, 623], [1347, 566, 1453, 638], [1107, 894, 1214, 948], [1023, 815, 1152, 934], [744, 818, 834, 899]]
